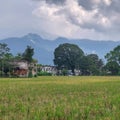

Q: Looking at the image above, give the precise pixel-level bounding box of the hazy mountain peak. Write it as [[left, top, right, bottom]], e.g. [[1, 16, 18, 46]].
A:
[[0, 33, 120, 65], [23, 33, 43, 40], [55, 37, 68, 41]]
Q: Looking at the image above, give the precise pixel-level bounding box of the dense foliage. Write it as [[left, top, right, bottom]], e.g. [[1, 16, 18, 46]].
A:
[[79, 54, 103, 75], [105, 45, 120, 75], [0, 42, 120, 77], [22, 46, 34, 63], [54, 43, 104, 75], [54, 43, 84, 74], [0, 44, 35, 77]]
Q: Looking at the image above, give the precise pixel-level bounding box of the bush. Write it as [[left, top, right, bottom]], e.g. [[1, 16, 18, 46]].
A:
[[118, 70, 120, 76], [0, 71, 4, 77], [34, 74, 37, 77], [37, 71, 52, 76], [61, 69, 68, 76], [28, 70, 33, 78]]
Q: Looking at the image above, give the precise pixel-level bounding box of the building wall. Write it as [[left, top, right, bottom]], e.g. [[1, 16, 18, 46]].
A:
[[41, 65, 57, 75], [12, 61, 38, 77]]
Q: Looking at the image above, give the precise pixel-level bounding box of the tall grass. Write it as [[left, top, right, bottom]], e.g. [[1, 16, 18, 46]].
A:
[[0, 76, 120, 120]]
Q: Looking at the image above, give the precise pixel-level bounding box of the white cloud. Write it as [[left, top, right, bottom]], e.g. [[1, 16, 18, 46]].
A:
[[103, 0, 112, 6], [32, 1, 78, 38], [0, 0, 120, 41], [32, 0, 117, 40]]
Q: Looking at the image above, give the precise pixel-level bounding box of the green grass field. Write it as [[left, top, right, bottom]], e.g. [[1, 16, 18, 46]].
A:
[[0, 76, 120, 120]]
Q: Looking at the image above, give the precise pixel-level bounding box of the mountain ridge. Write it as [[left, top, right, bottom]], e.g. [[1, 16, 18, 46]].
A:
[[0, 33, 120, 65]]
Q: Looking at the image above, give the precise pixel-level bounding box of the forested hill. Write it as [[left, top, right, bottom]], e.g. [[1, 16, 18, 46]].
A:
[[0, 33, 120, 65]]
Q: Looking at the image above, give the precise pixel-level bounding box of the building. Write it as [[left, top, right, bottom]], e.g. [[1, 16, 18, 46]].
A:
[[11, 60, 37, 77], [40, 65, 57, 75]]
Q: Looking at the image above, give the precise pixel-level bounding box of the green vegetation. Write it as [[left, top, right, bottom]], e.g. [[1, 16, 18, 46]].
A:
[[105, 45, 120, 75], [0, 43, 36, 77], [54, 43, 84, 74], [54, 43, 104, 75], [0, 43, 120, 77], [37, 71, 52, 76], [0, 76, 120, 120], [22, 46, 34, 63]]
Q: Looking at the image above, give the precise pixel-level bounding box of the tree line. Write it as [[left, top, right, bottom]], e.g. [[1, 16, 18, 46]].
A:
[[0, 42, 120, 77], [0, 43, 34, 77], [54, 43, 120, 76]]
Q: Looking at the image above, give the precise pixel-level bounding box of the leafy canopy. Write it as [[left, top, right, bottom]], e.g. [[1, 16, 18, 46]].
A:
[[105, 45, 120, 65], [54, 43, 84, 74]]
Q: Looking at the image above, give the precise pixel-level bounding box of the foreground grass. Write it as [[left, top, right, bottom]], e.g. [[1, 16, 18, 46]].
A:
[[0, 76, 120, 120]]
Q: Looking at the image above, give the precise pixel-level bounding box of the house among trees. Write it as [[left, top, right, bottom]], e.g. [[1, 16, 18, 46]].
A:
[[11, 60, 37, 77], [0, 42, 120, 77]]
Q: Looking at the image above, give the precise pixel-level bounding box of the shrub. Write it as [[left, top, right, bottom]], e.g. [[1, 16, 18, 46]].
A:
[[34, 74, 37, 77], [28, 70, 33, 78], [37, 71, 52, 76]]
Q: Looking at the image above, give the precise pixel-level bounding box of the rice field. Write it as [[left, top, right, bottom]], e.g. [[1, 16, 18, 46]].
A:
[[0, 76, 120, 120]]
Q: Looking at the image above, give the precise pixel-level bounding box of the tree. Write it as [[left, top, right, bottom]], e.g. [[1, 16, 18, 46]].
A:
[[0, 43, 10, 59], [14, 53, 23, 60], [79, 56, 91, 75], [105, 45, 120, 65], [22, 46, 34, 78], [3, 53, 14, 76], [54, 43, 84, 74], [80, 54, 103, 75], [105, 61, 119, 75], [105, 45, 120, 75], [22, 46, 34, 63], [87, 54, 103, 75], [0, 43, 12, 77]]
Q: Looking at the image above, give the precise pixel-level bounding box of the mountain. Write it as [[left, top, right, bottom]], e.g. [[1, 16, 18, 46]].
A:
[[0, 33, 120, 65]]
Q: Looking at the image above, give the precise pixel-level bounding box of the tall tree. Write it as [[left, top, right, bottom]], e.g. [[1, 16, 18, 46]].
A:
[[0, 43, 13, 77], [79, 56, 91, 75], [22, 46, 34, 63], [105, 45, 120, 65], [54, 43, 84, 74], [80, 54, 103, 75], [105, 45, 120, 75], [105, 61, 119, 75], [22, 46, 34, 78], [87, 54, 103, 75], [2, 53, 14, 76], [0, 43, 10, 59]]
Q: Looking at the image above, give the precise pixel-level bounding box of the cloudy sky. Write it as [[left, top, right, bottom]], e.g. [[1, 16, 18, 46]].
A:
[[0, 0, 120, 41]]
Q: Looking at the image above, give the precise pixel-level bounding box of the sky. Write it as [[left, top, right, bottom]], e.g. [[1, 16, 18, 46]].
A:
[[0, 0, 120, 41]]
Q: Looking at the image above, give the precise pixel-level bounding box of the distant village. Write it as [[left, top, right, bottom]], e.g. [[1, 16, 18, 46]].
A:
[[9, 61, 80, 77], [0, 43, 81, 77], [0, 60, 81, 77], [10, 61, 80, 77], [0, 43, 120, 77]]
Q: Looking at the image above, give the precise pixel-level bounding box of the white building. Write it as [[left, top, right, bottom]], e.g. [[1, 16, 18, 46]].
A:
[[40, 65, 57, 75]]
